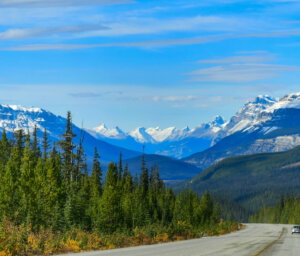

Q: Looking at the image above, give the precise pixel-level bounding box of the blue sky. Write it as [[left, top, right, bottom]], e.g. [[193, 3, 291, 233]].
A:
[[1, 0, 300, 131]]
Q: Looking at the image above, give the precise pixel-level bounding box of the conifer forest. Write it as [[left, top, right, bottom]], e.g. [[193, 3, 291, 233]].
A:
[[0, 112, 239, 255]]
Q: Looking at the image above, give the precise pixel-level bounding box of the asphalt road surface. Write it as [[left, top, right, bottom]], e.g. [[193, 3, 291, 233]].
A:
[[58, 224, 299, 256]]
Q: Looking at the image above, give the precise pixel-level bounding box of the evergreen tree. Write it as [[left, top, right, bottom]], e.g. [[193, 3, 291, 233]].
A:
[[0, 129, 10, 173], [89, 147, 102, 229], [98, 162, 121, 233], [19, 139, 38, 229], [118, 152, 123, 181], [0, 146, 21, 220], [32, 125, 41, 161], [60, 111, 76, 184], [42, 128, 50, 162]]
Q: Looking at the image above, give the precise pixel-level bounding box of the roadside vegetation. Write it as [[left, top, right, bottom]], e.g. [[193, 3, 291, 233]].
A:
[[0, 112, 239, 255], [249, 194, 300, 224]]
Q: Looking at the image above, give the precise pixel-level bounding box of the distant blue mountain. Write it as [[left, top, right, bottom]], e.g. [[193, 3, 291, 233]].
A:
[[87, 115, 226, 159]]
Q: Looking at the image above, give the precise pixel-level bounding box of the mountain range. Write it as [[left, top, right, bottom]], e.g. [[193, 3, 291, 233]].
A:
[[88, 93, 300, 171], [0, 104, 140, 167], [184, 93, 300, 170], [2, 92, 300, 181], [87, 115, 226, 159]]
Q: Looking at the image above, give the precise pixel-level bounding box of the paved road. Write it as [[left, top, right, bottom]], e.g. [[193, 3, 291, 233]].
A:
[[58, 224, 298, 256]]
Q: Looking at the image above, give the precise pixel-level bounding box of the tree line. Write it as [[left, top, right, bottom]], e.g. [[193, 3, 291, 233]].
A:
[[0, 111, 222, 235], [249, 194, 300, 224]]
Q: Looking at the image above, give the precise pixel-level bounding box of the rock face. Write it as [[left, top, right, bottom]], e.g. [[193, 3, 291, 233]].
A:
[[184, 93, 300, 169]]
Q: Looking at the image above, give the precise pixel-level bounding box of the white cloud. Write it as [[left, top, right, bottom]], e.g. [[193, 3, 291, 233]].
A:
[[0, 0, 134, 8], [80, 15, 243, 38], [187, 63, 300, 83], [0, 15, 242, 41], [198, 54, 276, 64], [69, 92, 102, 98], [4, 28, 300, 51], [152, 96, 198, 102], [0, 24, 107, 40]]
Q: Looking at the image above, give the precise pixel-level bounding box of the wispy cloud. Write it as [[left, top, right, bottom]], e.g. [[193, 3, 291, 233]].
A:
[[0, 24, 107, 40], [187, 63, 300, 83], [0, 0, 134, 8], [4, 29, 300, 51], [152, 96, 197, 102], [0, 15, 242, 41], [198, 54, 276, 64], [69, 92, 102, 98], [79, 15, 244, 38]]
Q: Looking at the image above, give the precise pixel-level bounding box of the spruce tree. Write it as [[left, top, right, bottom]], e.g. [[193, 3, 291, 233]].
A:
[[60, 111, 76, 185], [89, 148, 102, 229], [98, 162, 121, 233], [42, 128, 50, 162], [0, 146, 21, 220], [0, 129, 10, 174], [118, 152, 123, 181], [32, 125, 41, 161]]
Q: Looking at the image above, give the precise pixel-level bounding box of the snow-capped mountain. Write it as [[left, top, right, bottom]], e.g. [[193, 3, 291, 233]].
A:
[[88, 115, 226, 158], [0, 104, 139, 165], [218, 95, 277, 137], [184, 93, 300, 169], [89, 124, 127, 139]]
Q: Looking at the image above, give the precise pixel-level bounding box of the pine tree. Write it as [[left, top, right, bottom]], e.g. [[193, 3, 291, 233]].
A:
[[42, 129, 50, 162], [139, 150, 149, 196], [32, 125, 41, 161], [60, 111, 76, 185], [0, 129, 10, 173], [0, 146, 21, 220], [19, 139, 38, 229], [90, 147, 102, 197], [98, 162, 121, 233], [45, 147, 63, 229], [89, 148, 102, 229], [198, 191, 213, 225], [121, 172, 134, 229], [118, 152, 123, 181], [14, 129, 25, 167]]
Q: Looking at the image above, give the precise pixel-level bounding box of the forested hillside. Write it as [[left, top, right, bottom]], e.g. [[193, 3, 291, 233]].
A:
[[249, 195, 300, 224], [0, 112, 239, 255], [180, 146, 300, 213]]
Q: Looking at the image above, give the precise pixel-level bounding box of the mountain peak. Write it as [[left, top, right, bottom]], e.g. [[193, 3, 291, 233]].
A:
[[211, 115, 225, 126], [0, 104, 43, 113], [92, 124, 125, 139], [280, 92, 300, 102], [249, 95, 277, 105]]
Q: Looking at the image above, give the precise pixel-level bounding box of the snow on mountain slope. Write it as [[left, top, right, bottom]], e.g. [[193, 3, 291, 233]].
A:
[[88, 115, 226, 159], [0, 104, 139, 164], [215, 95, 277, 140], [89, 124, 127, 139], [184, 93, 300, 169], [0, 104, 65, 138], [129, 127, 157, 143]]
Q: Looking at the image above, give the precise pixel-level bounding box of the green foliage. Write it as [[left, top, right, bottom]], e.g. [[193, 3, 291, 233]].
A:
[[250, 194, 300, 224], [0, 111, 235, 255], [180, 145, 300, 214]]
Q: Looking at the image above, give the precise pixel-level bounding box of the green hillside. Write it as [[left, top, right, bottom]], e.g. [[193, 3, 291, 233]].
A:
[[181, 146, 300, 213], [124, 154, 202, 180]]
